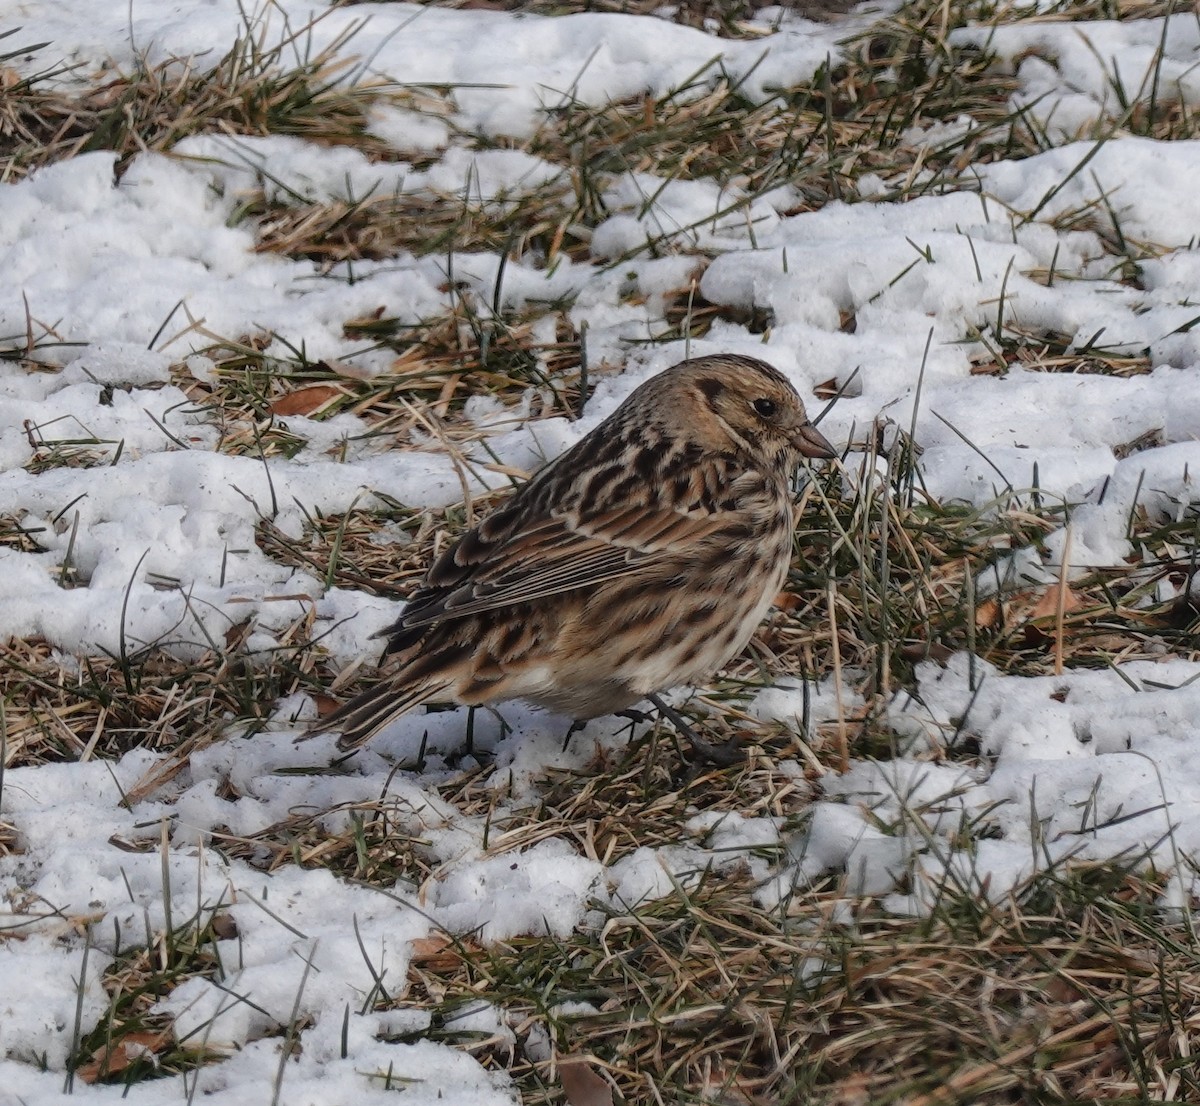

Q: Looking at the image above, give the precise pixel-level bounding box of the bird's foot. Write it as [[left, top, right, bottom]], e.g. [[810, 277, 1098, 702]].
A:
[[561, 717, 588, 753], [616, 707, 654, 726], [684, 732, 744, 767], [645, 693, 744, 768]]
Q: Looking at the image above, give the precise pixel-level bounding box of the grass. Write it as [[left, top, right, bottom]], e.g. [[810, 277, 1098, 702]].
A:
[[0, 17, 402, 183], [70, 910, 232, 1088], [96, 752, 1199, 1103], [3, 0, 1200, 1101], [173, 313, 589, 458], [416, 860, 1200, 1104], [11, 446, 1196, 1100]]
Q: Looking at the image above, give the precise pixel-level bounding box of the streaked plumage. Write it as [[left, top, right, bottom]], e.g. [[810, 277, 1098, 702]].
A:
[[316, 354, 836, 751]]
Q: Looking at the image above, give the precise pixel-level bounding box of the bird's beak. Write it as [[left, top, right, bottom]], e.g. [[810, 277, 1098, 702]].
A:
[[793, 423, 837, 459]]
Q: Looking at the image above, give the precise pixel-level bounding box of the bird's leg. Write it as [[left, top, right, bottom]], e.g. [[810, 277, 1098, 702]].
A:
[[561, 717, 587, 753], [645, 693, 742, 767]]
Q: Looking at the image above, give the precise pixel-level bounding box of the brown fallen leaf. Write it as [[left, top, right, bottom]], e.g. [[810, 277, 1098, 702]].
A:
[[977, 585, 1084, 632], [898, 641, 955, 665], [1028, 583, 1083, 621], [773, 590, 802, 611], [223, 618, 252, 650], [975, 596, 1002, 629], [343, 306, 387, 328], [559, 1055, 614, 1106], [311, 692, 343, 718], [409, 934, 480, 971], [76, 1029, 171, 1083], [269, 384, 342, 416]]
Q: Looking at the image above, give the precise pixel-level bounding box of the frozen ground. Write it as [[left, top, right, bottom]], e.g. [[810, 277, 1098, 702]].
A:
[[2, 0, 1200, 1101]]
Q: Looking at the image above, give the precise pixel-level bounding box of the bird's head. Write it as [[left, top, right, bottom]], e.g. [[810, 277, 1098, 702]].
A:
[[662, 354, 837, 470]]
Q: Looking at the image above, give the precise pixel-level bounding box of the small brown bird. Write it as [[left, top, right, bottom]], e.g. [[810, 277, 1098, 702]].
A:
[[317, 354, 835, 757]]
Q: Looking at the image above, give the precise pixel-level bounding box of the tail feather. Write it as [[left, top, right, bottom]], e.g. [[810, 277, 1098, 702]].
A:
[[312, 679, 448, 751]]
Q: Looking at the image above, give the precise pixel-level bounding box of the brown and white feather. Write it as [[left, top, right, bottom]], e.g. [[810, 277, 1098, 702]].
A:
[[315, 354, 835, 750]]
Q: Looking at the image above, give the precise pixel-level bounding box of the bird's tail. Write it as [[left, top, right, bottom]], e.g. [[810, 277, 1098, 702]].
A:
[[309, 678, 450, 751]]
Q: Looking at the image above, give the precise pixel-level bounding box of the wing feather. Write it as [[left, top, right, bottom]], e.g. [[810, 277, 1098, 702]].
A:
[[391, 505, 727, 632]]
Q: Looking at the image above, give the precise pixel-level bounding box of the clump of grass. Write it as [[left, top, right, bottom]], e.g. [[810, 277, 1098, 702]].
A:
[[0, 613, 326, 769], [69, 908, 234, 1088], [0, 14, 408, 182], [253, 174, 583, 266], [216, 793, 446, 880], [21, 416, 126, 473], [0, 512, 52, 553], [175, 303, 597, 455]]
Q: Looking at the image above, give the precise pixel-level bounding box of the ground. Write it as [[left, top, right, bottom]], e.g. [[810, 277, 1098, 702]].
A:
[[2, 0, 1200, 1102]]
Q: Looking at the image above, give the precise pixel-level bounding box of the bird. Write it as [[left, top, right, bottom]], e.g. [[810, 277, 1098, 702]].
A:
[[314, 353, 836, 760]]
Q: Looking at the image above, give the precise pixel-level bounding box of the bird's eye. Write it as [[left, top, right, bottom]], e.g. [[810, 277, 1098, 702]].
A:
[[752, 397, 778, 418]]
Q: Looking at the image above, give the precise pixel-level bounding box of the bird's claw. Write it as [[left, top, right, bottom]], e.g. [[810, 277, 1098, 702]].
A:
[[685, 733, 744, 768], [644, 693, 744, 768], [616, 707, 654, 726]]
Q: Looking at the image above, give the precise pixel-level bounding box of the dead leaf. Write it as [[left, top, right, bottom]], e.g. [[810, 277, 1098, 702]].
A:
[[975, 597, 1002, 629], [1045, 975, 1086, 1004], [1029, 583, 1083, 622], [559, 1055, 614, 1106], [310, 693, 344, 719], [343, 306, 387, 327], [774, 590, 802, 611], [898, 641, 955, 665], [978, 585, 1084, 633], [409, 934, 478, 971], [211, 913, 238, 940], [223, 619, 251, 650], [76, 1029, 171, 1083], [269, 384, 342, 417]]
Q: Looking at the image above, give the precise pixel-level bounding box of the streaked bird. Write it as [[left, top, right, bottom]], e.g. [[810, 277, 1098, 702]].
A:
[[315, 353, 836, 759]]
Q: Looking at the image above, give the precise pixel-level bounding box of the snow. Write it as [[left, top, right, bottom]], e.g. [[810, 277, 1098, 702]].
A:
[[952, 15, 1200, 141], [13, 0, 848, 138], [3, 0, 1200, 1100]]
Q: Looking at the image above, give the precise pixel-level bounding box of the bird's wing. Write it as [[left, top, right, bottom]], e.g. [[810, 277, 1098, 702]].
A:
[[391, 504, 729, 632]]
